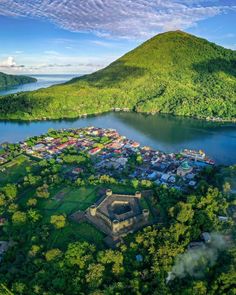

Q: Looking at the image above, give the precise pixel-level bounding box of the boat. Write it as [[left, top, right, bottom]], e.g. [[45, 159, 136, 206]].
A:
[[181, 149, 215, 165], [204, 158, 215, 165], [181, 149, 206, 160]]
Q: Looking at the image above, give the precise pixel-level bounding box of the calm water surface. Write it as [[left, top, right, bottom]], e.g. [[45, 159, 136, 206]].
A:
[[0, 74, 78, 95], [0, 112, 235, 165]]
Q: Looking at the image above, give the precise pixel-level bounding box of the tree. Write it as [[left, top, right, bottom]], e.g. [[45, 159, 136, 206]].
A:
[[223, 182, 231, 195], [140, 180, 153, 188], [27, 198, 37, 207], [50, 215, 66, 229], [23, 174, 41, 186], [76, 178, 85, 186], [27, 209, 41, 223], [63, 154, 87, 165], [12, 211, 27, 225], [3, 184, 17, 201], [98, 249, 124, 276], [136, 154, 143, 165], [0, 193, 6, 207], [36, 184, 49, 199], [8, 203, 18, 213], [65, 242, 95, 269], [86, 263, 105, 288], [45, 248, 62, 261], [12, 282, 26, 295], [131, 179, 139, 189], [99, 175, 117, 184], [28, 245, 41, 257], [170, 202, 194, 224], [191, 281, 207, 295]]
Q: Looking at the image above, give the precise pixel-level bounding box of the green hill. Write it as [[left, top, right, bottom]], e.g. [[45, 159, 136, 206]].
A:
[[0, 31, 235, 120], [0, 72, 36, 90]]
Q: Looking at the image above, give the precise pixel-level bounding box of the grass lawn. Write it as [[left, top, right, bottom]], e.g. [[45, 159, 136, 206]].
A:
[[55, 202, 80, 214], [102, 184, 137, 195], [48, 221, 105, 250], [0, 154, 33, 185], [18, 187, 36, 207], [64, 187, 98, 209], [39, 185, 99, 216]]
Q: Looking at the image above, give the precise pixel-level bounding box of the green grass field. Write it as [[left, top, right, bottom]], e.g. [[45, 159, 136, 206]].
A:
[[10, 180, 154, 249], [103, 184, 136, 195], [0, 154, 33, 185], [15, 184, 105, 247], [18, 187, 36, 207], [38, 185, 99, 216]]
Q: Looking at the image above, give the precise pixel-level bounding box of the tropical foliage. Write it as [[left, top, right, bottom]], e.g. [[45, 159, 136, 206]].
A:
[[0, 31, 235, 120], [0, 141, 235, 294]]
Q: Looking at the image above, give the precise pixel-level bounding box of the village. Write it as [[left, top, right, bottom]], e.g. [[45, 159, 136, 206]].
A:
[[0, 127, 232, 264], [0, 126, 215, 191]]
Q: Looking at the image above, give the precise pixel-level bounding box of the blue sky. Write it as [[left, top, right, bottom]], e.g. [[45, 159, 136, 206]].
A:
[[0, 0, 235, 74]]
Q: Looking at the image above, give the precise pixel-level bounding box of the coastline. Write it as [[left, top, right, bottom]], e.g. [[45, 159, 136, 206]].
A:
[[0, 108, 235, 124], [0, 77, 37, 92]]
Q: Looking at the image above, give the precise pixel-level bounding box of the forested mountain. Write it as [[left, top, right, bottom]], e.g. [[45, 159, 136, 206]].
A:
[[0, 72, 36, 90], [0, 31, 235, 120]]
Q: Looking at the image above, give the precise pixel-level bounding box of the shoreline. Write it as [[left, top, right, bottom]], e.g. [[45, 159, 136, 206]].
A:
[[0, 109, 236, 124]]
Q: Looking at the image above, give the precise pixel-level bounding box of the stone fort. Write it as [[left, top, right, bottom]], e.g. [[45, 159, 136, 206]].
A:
[[86, 189, 150, 237]]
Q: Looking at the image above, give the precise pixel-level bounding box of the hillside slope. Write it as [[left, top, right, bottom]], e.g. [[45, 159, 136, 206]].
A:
[[0, 72, 36, 90], [0, 31, 235, 120]]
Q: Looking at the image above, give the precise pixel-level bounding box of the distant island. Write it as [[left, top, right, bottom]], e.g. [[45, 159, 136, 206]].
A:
[[0, 31, 235, 121], [0, 72, 36, 91]]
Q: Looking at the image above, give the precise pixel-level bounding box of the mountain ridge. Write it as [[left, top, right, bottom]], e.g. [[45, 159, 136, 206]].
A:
[[0, 72, 37, 91], [0, 30, 235, 120]]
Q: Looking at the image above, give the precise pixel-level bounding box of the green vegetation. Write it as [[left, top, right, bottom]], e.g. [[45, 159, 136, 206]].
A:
[[219, 165, 236, 193], [48, 222, 105, 249], [0, 155, 33, 185], [0, 171, 235, 294], [0, 31, 236, 120], [0, 130, 235, 294], [0, 72, 36, 90], [37, 185, 99, 216]]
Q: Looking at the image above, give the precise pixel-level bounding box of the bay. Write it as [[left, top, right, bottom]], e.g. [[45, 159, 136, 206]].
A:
[[0, 74, 78, 95], [0, 112, 235, 165]]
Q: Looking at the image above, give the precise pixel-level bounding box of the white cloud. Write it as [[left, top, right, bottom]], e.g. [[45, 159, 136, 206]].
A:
[[0, 56, 17, 67], [0, 56, 26, 70], [0, 0, 235, 38], [91, 40, 117, 47], [0, 53, 117, 74]]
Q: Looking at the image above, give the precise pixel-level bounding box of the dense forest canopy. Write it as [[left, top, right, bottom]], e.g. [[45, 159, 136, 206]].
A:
[[0, 30, 236, 120], [0, 72, 36, 90], [0, 161, 235, 295]]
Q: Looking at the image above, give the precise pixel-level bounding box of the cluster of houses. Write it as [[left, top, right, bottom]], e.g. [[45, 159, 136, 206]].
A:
[[13, 127, 214, 190]]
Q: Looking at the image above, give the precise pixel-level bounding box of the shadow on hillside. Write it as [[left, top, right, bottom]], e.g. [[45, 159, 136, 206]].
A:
[[66, 61, 146, 87], [193, 58, 236, 77]]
